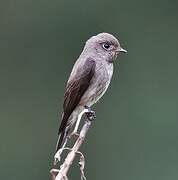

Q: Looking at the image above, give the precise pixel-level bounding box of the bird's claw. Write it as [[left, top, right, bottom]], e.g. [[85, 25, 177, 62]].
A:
[[86, 110, 96, 121], [84, 106, 96, 121]]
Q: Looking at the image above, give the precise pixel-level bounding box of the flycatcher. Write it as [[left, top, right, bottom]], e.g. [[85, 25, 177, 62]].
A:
[[55, 32, 127, 155]]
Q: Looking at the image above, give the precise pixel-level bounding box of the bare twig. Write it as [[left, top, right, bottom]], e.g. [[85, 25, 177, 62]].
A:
[[51, 116, 94, 180], [78, 151, 87, 180]]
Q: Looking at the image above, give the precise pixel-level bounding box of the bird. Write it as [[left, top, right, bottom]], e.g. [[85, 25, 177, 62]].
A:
[[55, 32, 127, 160]]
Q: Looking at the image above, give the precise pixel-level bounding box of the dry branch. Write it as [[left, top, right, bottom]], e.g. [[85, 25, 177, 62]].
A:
[[50, 113, 94, 180]]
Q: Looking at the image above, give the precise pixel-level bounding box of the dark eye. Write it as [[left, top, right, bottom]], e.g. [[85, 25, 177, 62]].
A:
[[102, 43, 110, 50]]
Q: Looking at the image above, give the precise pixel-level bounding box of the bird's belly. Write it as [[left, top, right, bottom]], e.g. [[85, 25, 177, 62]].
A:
[[80, 63, 113, 107], [94, 81, 110, 102]]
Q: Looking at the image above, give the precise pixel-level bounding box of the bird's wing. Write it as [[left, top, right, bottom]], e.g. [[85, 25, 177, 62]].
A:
[[58, 57, 96, 134]]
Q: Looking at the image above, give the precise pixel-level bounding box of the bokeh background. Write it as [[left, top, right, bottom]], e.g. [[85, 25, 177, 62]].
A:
[[0, 0, 178, 179]]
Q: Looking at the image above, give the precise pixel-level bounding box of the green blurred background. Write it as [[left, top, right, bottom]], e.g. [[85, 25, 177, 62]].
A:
[[0, 0, 178, 179]]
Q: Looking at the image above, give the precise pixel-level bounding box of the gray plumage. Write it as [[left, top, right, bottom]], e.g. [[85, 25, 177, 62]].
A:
[[56, 32, 127, 152]]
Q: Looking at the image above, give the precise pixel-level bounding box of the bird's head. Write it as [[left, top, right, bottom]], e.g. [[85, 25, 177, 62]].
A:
[[85, 32, 127, 62]]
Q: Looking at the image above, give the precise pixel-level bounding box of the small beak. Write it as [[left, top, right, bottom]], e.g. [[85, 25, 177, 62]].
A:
[[119, 47, 127, 53]]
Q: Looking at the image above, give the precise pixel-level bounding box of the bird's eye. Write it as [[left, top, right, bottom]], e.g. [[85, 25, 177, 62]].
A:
[[102, 43, 110, 50]]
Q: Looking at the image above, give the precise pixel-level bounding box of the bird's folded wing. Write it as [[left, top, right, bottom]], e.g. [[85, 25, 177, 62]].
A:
[[58, 57, 96, 134]]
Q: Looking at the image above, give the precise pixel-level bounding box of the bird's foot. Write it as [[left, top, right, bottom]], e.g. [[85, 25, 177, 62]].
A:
[[86, 110, 96, 121], [84, 105, 96, 121]]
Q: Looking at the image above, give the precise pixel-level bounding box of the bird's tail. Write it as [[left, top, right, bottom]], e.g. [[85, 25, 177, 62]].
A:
[[55, 112, 69, 153], [55, 111, 78, 154]]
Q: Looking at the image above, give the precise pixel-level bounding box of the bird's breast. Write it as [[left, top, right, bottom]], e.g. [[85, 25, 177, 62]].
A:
[[80, 62, 113, 106], [94, 62, 113, 101]]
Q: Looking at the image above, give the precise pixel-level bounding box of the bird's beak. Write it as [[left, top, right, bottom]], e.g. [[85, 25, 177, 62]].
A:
[[119, 47, 127, 53]]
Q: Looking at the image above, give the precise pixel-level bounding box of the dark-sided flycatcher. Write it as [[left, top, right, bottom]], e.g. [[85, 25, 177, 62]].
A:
[[55, 32, 127, 155]]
